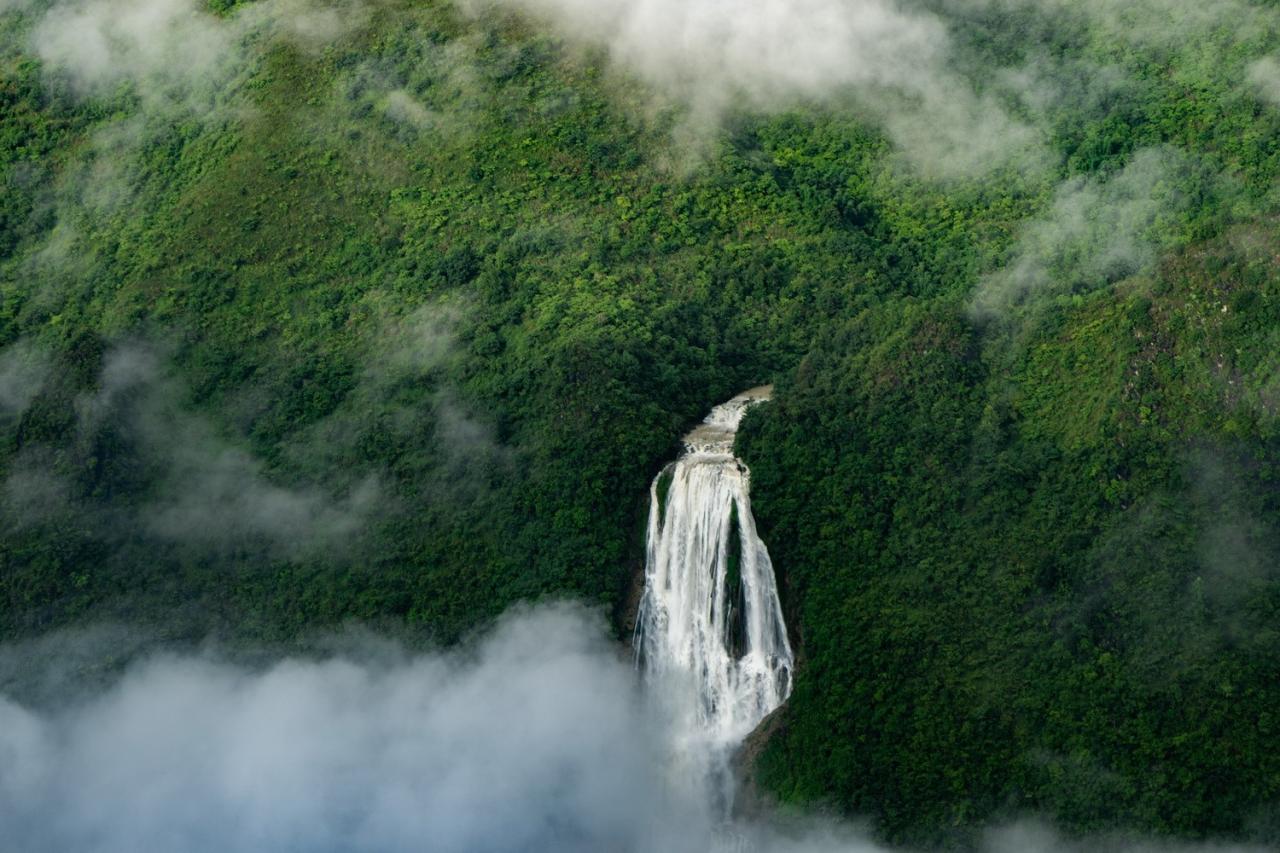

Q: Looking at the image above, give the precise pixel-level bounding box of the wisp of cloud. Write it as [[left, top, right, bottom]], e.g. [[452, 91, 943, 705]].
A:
[[468, 0, 1042, 175]]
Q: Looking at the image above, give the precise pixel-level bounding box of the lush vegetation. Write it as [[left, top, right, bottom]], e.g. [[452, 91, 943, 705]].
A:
[[740, 252, 1280, 844], [3, 0, 1280, 846]]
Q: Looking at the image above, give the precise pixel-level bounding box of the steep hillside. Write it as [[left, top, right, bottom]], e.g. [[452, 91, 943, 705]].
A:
[[3, 0, 1280, 845]]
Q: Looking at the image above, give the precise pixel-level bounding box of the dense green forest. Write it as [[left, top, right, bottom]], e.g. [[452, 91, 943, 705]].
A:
[[3, 0, 1280, 846]]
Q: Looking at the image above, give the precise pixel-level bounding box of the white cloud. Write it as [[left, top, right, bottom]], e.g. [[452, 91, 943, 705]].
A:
[[1248, 56, 1280, 106], [81, 345, 380, 558], [0, 605, 712, 853], [33, 0, 237, 96], [0, 339, 50, 418], [470, 0, 1042, 175], [29, 0, 371, 106], [971, 146, 1191, 319], [0, 604, 1269, 852]]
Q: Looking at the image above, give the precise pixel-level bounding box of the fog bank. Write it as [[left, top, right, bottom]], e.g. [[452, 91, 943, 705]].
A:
[[0, 605, 710, 853], [0, 604, 1271, 852]]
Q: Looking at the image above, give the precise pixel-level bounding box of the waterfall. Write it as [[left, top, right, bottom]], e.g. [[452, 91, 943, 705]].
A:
[[635, 386, 794, 811]]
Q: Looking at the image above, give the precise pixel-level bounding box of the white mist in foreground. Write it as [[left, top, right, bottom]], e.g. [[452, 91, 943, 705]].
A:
[[636, 386, 793, 811], [0, 606, 711, 853], [0, 605, 1270, 853]]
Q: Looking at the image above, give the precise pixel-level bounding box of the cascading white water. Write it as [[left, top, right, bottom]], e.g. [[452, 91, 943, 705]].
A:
[[636, 386, 794, 811]]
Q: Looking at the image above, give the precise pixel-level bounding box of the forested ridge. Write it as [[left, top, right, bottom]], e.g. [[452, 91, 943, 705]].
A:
[[3, 0, 1280, 846]]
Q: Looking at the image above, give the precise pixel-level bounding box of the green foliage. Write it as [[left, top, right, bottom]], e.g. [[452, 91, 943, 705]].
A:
[[3, 0, 1280, 846], [740, 234, 1280, 845]]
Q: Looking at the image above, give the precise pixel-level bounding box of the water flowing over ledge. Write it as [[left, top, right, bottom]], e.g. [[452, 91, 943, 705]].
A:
[[635, 387, 793, 812]]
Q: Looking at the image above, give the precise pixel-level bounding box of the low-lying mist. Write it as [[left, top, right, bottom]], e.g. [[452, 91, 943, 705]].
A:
[[0, 605, 707, 853], [0, 604, 1268, 853]]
